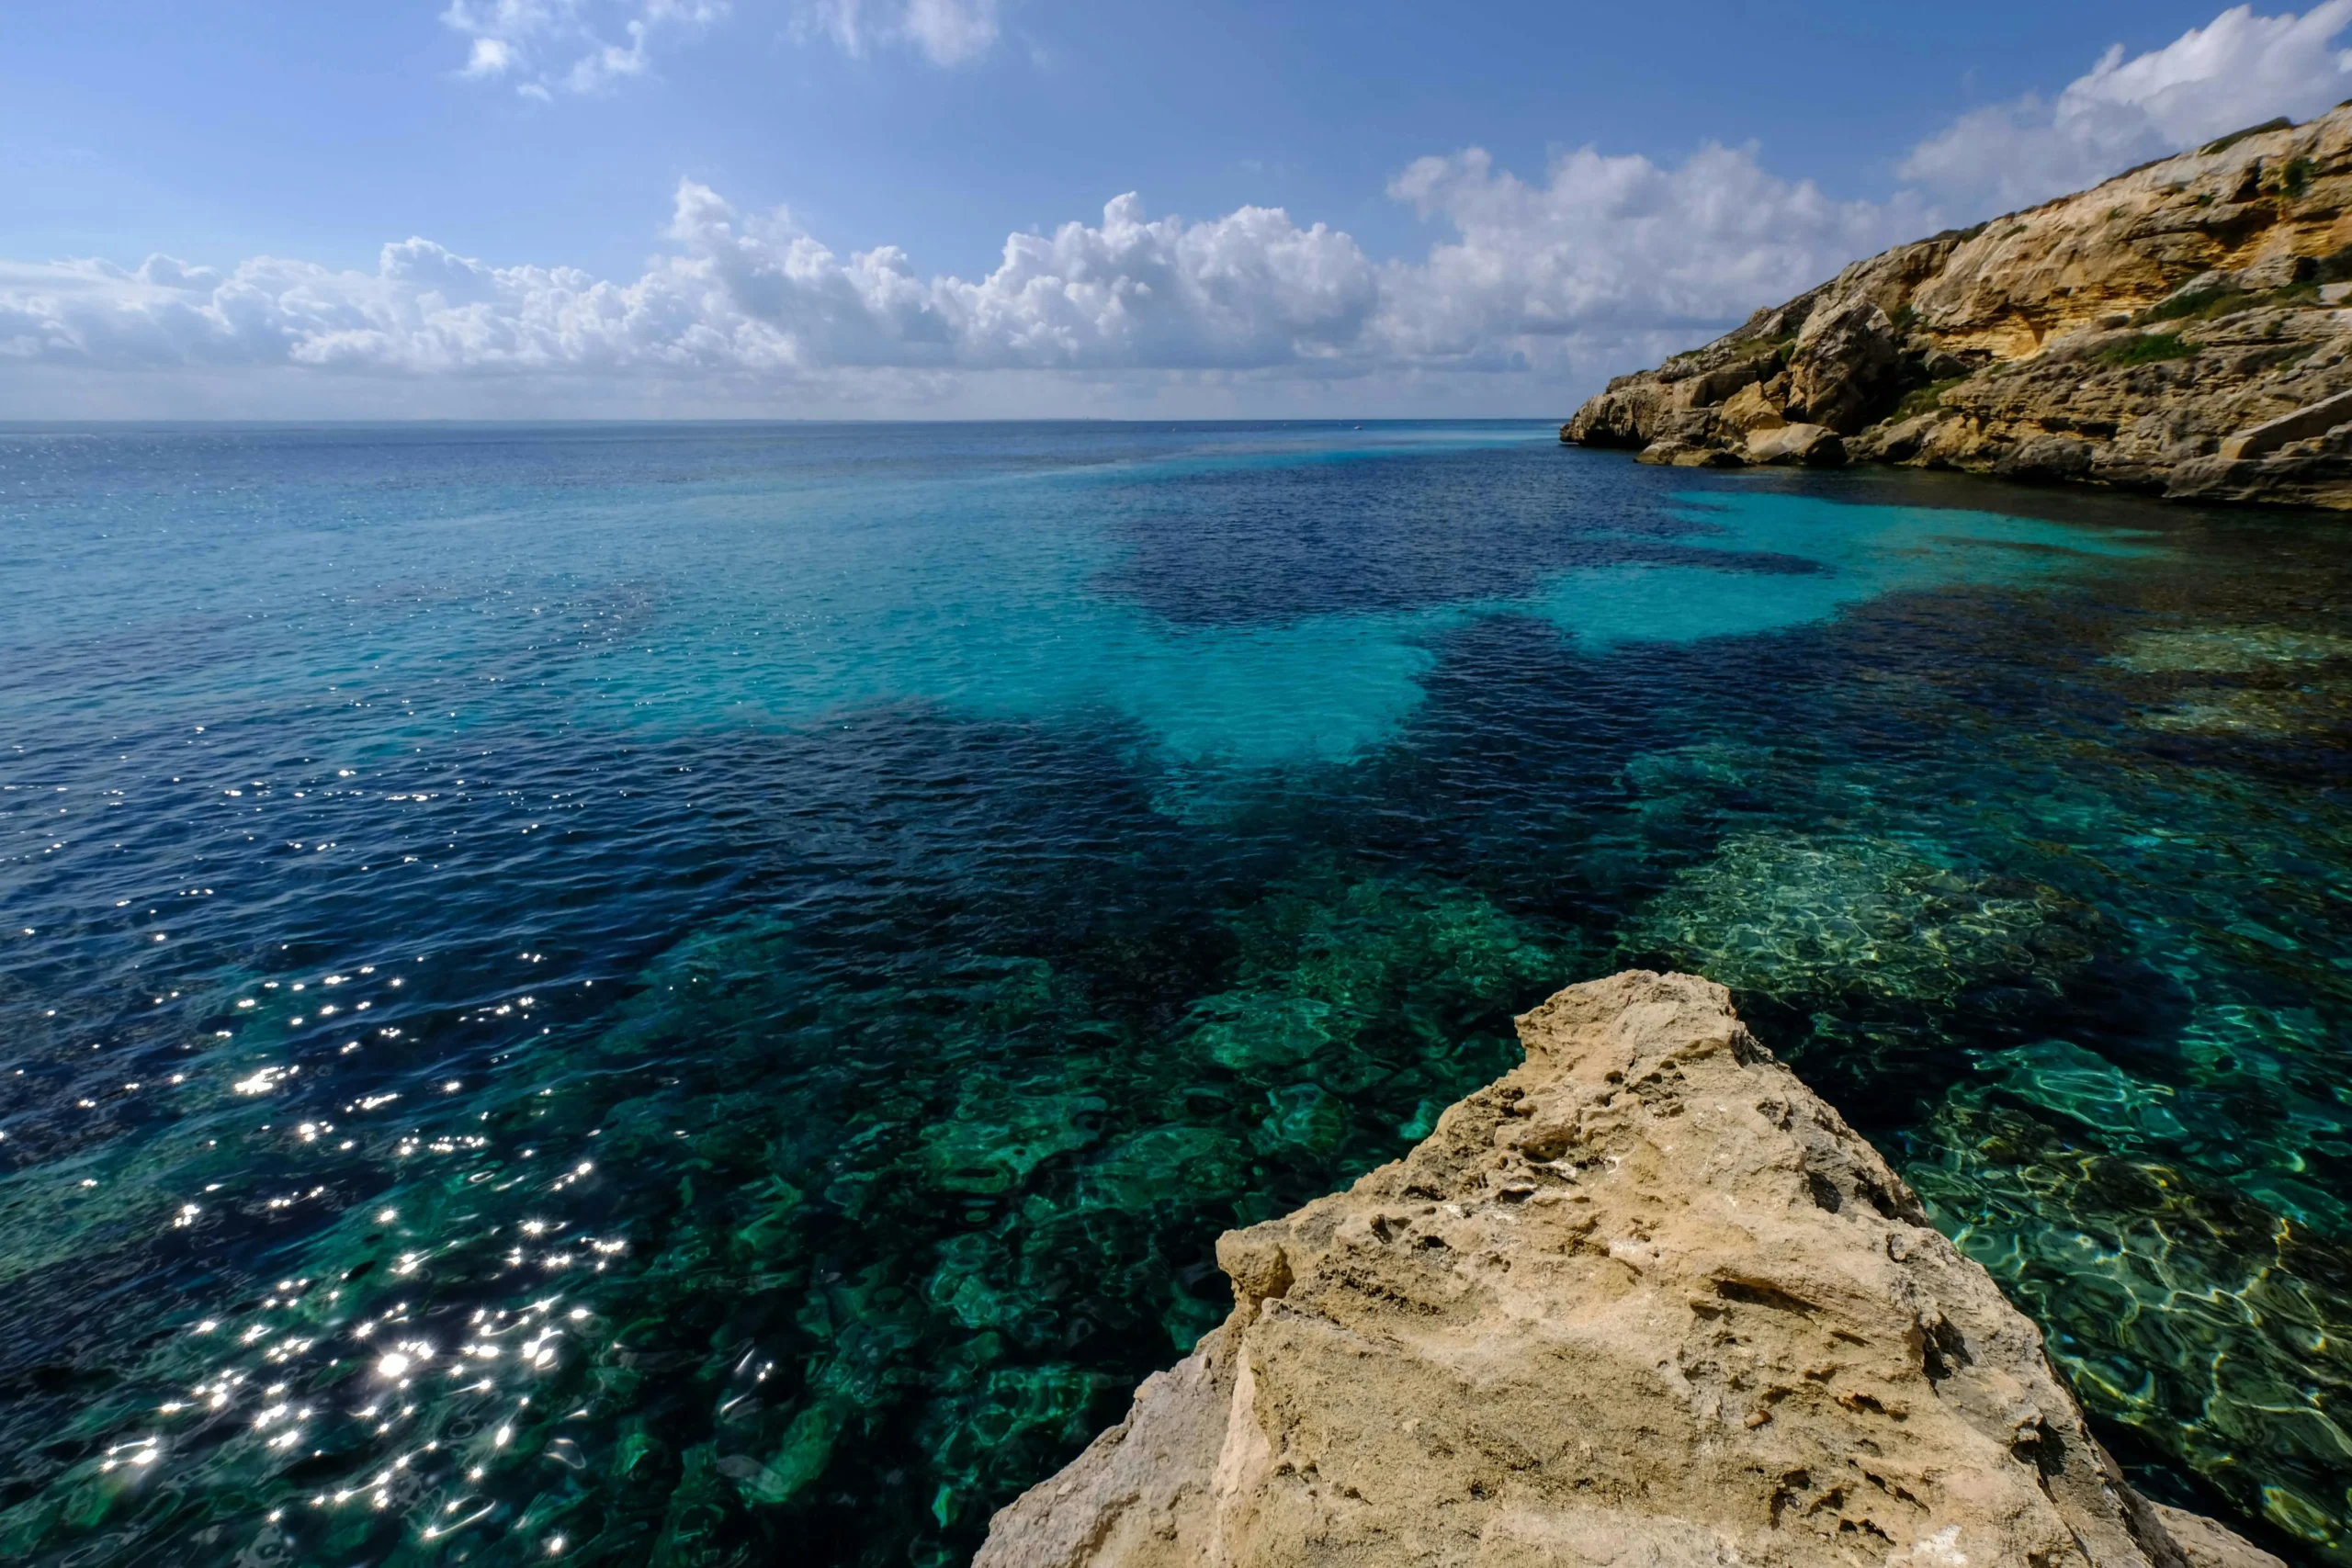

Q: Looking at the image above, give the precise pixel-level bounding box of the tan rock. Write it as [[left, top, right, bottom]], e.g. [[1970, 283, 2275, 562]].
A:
[[1846, 411, 1944, 463], [1720, 380, 1787, 433], [1563, 105, 2352, 507], [2218, 386, 2352, 459], [1635, 438, 1743, 468], [1746, 422, 1846, 466], [2231, 251, 2315, 292], [977, 972, 2281, 1568], [2150, 1503, 2292, 1568], [1787, 293, 1900, 432], [1996, 433, 2096, 482]]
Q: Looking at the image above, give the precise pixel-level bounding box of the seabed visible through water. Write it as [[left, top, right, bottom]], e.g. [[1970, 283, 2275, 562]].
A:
[[0, 421, 2347, 1564]]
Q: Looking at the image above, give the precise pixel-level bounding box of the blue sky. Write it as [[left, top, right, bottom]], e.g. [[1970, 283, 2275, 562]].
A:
[[5, 1, 2350, 418]]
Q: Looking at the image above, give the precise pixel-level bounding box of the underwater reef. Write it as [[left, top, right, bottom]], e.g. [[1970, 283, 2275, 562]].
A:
[[12, 423, 2352, 1565], [976, 972, 2282, 1568]]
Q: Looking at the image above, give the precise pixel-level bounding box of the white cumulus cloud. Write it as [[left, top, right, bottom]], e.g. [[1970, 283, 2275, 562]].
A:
[[0, 183, 1375, 385], [28, 4, 2352, 414], [794, 0, 1002, 66], [0, 139, 1936, 405], [442, 0, 728, 97], [0, 142, 1948, 412], [1376, 141, 1927, 375], [438, 0, 1007, 87], [1901, 1, 2352, 211]]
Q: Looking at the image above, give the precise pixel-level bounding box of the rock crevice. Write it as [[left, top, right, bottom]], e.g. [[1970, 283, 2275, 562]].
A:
[[975, 972, 2281, 1568], [1563, 107, 2352, 508]]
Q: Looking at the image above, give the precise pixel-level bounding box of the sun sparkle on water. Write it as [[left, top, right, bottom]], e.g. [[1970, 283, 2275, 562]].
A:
[[0, 422, 2345, 1565]]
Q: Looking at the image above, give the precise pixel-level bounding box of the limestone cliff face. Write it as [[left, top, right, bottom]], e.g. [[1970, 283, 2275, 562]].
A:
[[1564, 108, 2352, 507], [975, 972, 2281, 1568]]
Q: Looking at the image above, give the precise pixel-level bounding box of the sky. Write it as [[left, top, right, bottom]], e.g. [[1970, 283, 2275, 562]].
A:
[[4, 0, 2351, 420]]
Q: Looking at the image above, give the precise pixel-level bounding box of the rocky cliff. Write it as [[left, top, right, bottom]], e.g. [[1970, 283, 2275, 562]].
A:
[[1563, 108, 2352, 508], [975, 972, 2282, 1568]]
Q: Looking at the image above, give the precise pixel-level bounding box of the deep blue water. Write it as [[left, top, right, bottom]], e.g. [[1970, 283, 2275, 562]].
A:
[[2, 421, 2348, 1565]]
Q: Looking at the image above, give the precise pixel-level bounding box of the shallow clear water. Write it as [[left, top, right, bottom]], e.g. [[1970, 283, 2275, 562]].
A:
[[2, 421, 2347, 1565]]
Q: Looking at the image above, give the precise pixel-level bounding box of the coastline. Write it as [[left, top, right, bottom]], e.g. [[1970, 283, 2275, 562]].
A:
[[977, 972, 2286, 1568], [1563, 108, 2352, 511]]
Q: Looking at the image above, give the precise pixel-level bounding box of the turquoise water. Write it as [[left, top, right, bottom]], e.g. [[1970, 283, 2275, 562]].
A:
[[1, 422, 2346, 1563]]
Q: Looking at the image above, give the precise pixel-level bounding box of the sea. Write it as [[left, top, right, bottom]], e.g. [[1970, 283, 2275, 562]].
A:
[[1, 420, 2346, 1565]]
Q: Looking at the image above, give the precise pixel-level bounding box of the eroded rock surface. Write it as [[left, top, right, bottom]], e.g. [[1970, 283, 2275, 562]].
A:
[[1564, 108, 2352, 507], [975, 971, 2280, 1568]]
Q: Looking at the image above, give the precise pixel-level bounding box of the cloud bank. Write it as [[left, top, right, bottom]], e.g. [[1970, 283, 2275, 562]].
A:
[[0, 146, 1911, 410], [9, 4, 2347, 414], [1902, 1, 2352, 209], [1381, 143, 1922, 368]]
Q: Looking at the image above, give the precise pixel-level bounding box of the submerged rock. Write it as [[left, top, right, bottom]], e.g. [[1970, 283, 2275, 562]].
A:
[[2101, 621, 2352, 736], [2132, 686, 2352, 736], [2109, 624, 2352, 674], [1624, 831, 2100, 1005], [1564, 107, 2352, 508], [1905, 1040, 2352, 1552], [977, 972, 2280, 1568]]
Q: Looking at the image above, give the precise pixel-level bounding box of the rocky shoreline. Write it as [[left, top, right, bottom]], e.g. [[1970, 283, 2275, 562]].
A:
[[1563, 108, 2352, 509], [975, 972, 2280, 1568]]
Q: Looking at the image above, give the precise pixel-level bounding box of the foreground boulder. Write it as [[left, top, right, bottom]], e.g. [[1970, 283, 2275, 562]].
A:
[[1563, 107, 2352, 507], [977, 972, 2278, 1568]]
